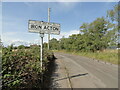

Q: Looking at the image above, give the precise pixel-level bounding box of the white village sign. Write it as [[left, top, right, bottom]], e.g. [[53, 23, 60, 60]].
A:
[[28, 20, 60, 35]]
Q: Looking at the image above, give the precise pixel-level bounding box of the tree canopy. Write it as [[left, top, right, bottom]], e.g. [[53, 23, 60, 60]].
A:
[[49, 4, 118, 52]]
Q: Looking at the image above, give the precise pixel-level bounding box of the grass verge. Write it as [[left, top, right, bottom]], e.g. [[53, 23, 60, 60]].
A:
[[53, 49, 118, 65]]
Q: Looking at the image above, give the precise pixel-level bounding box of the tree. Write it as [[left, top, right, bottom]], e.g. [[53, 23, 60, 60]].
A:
[[49, 38, 59, 50], [18, 45, 25, 49], [43, 42, 48, 49], [107, 4, 119, 47], [0, 36, 2, 50], [80, 23, 89, 34], [49, 4, 118, 52], [107, 4, 119, 22], [79, 17, 114, 52]]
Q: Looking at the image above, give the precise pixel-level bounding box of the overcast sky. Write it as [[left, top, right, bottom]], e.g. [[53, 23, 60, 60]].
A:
[[1, 1, 117, 46]]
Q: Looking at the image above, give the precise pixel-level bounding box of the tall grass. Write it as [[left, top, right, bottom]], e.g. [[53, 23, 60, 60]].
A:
[[54, 49, 118, 64], [77, 49, 118, 64]]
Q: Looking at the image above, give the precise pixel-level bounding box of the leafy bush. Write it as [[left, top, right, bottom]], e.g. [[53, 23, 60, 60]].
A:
[[2, 45, 54, 89]]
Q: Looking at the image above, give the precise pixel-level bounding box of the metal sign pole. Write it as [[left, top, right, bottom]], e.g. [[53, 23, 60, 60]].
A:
[[40, 33, 44, 70]]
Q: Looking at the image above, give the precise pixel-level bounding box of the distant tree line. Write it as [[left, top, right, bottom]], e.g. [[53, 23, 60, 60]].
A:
[[48, 4, 119, 52]]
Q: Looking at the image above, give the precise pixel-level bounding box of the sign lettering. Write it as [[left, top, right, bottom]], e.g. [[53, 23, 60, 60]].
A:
[[28, 20, 60, 35]]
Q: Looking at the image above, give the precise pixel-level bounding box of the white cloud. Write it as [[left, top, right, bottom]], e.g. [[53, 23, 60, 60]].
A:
[[3, 32, 18, 36], [2, 29, 79, 46], [51, 29, 79, 40], [2, 38, 34, 47], [2, 32, 32, 46]]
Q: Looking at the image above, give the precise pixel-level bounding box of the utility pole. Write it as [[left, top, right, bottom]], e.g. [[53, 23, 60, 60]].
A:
[[48, 8, 50, 50]]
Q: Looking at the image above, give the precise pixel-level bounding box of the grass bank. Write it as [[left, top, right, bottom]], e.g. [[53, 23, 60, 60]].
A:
[[53, 49, 118, 65]]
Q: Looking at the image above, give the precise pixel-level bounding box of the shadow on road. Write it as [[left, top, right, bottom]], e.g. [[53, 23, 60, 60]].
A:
[[54, 73, 88, 82], [42, 56, 59, 88]]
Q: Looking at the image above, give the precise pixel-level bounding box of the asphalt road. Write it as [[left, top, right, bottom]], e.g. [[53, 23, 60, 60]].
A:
[[51, 52, 118, 88]]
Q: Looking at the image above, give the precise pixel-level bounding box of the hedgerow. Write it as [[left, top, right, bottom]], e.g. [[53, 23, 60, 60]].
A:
[[2, 45, 54, 89]]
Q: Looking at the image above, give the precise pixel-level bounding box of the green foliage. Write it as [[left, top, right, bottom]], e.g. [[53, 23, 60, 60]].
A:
[[56, 49, 118, 64], [17, 45, 25, 49], [49, 38, 59, 50], [49, 4, 118, 52], [43, 42, 48, 49], [107, 4, 119, 22], [107, 4, 119, 46], [50, 17, 116, 52], [2, 45, 54, 89], [78, 50, 118, 64], [118, 43, 120, 48]]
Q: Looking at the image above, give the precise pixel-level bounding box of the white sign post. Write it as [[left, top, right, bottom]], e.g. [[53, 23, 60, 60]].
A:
[[40, 33, 44, 70], [28, 20, 60, 71]]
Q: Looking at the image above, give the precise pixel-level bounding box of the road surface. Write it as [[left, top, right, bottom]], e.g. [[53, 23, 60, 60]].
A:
[[50, 52, 118, 88]]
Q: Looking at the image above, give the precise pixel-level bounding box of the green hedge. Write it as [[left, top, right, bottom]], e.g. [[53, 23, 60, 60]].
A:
[[2, 46, 54, 89]]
